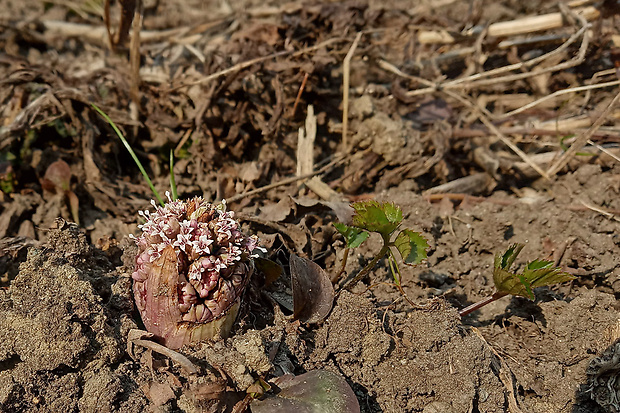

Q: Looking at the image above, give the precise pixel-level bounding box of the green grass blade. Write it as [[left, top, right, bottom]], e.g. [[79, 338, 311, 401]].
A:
[[169, 149, 178, 201], [91, 103, 164, 206]]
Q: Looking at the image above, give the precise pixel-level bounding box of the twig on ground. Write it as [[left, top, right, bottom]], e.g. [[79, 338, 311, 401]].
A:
[[486, 6, 598, 37], [578, 200, 619, 221], [291, 72, 309, 117], [422, 173, 495, 196], [403, 5, 590, 97], [225, 154, 347, 204], [296, 105, 316, 178], [129, 333, 199, 375], [418, 6, 598, 44], [170, 37, 346, 91], [342, 32, 363, 151], [443, 90, 551, 179], [499, 80, 620, 119], [587, 139, 620, 164], [424, 193, 514, 207]]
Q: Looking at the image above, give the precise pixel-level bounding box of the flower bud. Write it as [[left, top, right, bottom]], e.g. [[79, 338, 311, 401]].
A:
[[131, 195, 261, 349]]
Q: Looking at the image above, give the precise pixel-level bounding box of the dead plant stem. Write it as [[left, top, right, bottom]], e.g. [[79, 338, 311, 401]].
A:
[[226, 153, 346, 203], [332, 247, 349, 284], [131, 339, 198, 375], [443, 90, 550, 179], [547, 89, 620, 176], [171, 37, 345, 91], [342, 32, 363, 151]]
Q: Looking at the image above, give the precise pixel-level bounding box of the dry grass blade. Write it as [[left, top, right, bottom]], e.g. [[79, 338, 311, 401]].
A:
[[171, 37, 345, 91], [486, 6, 598, 37], [297, 105, 316, 177], [547, 89, 620, 177], [444, 89, 551, 180], [405, 4, 591, 98], [379, 58, 551, 179], [342, 32, 363, 151], [499, 80, 620, 119], [129, 0, 143, 106], [226, 154, 347, 204]]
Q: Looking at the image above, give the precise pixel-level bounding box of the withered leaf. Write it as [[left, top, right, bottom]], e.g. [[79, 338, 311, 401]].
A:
[[143, 381, 176, 407], [290, 254, 334, 324], [42, 160, 72, 193], [254, 257, 283, 287]]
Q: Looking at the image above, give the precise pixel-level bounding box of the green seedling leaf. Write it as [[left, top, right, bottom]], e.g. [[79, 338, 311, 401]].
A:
[[523, 259, 576, 289], [493, 245, 575, 300], [251, 370, 360, 413], [0, 163, 16, 194], [334, 222, 370, 249], [495, 243, 524, 271], [290, 254, 335, 324], [494, 267, 534, 299], [394, 229, 428, 265], [351, 200, 402, 238]]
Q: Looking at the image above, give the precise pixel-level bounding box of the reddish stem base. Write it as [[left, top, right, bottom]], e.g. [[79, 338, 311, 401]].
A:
[[459, 291, 508, 317]]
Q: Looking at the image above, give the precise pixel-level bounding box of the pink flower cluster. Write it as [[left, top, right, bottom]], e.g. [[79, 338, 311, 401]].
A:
[[132, 194, 261, 323]]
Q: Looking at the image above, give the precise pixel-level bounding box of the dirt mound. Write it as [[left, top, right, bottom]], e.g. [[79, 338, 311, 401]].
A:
[[0, 219, 145, 412]]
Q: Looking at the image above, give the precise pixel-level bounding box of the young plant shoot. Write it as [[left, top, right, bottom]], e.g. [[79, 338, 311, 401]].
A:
[[334, 200, 429, 298], [459, 243, 575, 317]]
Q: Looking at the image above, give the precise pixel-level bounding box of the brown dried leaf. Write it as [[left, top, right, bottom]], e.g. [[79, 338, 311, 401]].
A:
[[143, 381, 176, 407], [291, 197, 354, 224], [259, 198, 294, 222], [290, 254, 334, 324], [42, 160, 71, 193]]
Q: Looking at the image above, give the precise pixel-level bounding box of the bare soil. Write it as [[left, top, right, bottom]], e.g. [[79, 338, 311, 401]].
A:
[[2, 1, 620, 412]]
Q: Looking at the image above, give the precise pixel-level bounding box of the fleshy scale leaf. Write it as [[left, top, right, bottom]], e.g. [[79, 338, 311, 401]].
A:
[[350, 200, 402, 238], [394, 229, 428, 266], [334, 222, 370, 249]]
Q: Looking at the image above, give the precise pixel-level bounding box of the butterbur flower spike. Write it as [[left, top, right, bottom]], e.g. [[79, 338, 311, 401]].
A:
[[132, 194, 261, 349]]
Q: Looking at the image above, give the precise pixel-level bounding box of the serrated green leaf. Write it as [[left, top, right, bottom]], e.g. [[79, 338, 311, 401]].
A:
[[493, 247, 576, 300], [494, 244, 524, 271], [394, 229, 428, 266], [524, 259, 552, 271], [493, 268, 534, 299], [334, 223, 370, 249], [523, 261, 575, 289], [350, 200, 402, 238]]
